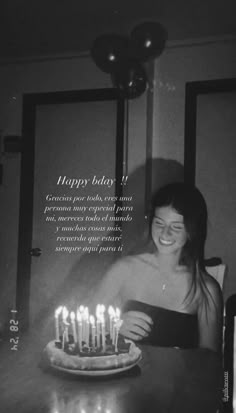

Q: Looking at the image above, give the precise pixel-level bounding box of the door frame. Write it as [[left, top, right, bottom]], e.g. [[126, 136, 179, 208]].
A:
[[16, 88, 125, 329], [184, 77, 236, 184]]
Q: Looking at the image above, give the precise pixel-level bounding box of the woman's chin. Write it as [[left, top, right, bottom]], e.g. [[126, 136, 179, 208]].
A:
[[158, 246, 176, 254]]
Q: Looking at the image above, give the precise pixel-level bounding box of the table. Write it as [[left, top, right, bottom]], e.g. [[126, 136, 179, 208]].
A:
[[0, 330, 223, 413]]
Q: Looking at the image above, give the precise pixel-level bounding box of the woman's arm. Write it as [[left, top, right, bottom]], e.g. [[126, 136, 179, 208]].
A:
[[197, 275, 224, 353]]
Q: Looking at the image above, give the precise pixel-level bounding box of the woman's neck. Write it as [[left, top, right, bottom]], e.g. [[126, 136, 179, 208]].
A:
[[153, 251, 181, 272]]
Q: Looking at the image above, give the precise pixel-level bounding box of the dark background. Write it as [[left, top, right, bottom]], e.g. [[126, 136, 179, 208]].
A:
[[0, 0, 236, 59]]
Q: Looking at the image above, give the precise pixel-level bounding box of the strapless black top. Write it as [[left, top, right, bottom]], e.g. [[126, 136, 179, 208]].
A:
[[122, 300, 199, 349]]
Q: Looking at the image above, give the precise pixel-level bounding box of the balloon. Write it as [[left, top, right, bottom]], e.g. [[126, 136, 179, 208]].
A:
[[112, 60, 147, 99], [129, 21, 168, 61], [90, 34, 128, 73]]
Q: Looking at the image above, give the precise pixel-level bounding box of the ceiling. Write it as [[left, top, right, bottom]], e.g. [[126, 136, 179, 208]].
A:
[[0, 0, 235, 59]]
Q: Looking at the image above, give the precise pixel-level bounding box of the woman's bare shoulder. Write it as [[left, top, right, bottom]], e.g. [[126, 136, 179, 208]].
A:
[[106, 253, 153, 274], [203, 271, 222, 294], [116, 252, 153, 263], [129, 252, 156, 263], [105, 255, 135, 276]]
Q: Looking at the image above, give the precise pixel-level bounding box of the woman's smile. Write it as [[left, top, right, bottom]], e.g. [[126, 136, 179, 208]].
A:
[[159, 237, 175, 246]]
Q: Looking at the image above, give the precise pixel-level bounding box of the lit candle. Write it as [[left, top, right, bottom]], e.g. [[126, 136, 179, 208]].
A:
[[113, 307, 121, 346], [108, 305, 115, 339], [70, 311, 77, 344], [101, 313, 106, 351], [62, 329, 67, 350], [54, 306, 63, 341], [100, 304, 106, 334], [114, 319, 123, 352], [96, 304, 101, 348], [84, 307, 89, 345], [62, 306, 69, 342], [86, 319, 90, 346], [62, 306, 69, 322], [90, 315, 96, 348], [79, 305, 85, 342], [80, 307, 85, 343], [108, 306, 116, 342], [76, 309, 83, 350]]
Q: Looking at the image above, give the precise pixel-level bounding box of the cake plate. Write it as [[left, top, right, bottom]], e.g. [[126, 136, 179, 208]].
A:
[[50, 354, 142, 377]]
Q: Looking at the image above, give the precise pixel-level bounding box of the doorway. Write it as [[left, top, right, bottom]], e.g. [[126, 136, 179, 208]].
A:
[[184, 78, 236, 299]]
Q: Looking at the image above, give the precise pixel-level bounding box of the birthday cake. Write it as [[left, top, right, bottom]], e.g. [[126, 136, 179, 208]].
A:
[[45, 336, 141, 371], [44, 305, 141, 372]]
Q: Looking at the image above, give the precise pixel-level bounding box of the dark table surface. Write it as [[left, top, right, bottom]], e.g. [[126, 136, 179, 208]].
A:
[[0, 331, 223, 413]]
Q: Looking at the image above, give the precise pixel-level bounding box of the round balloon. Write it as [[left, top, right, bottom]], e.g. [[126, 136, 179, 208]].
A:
[[91, 34, 128, 73], [112, 60, 147, 99], [129, 21, 168, 61]]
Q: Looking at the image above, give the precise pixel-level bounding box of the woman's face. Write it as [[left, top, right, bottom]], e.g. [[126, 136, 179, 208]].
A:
[[151, 206, 188, 255]]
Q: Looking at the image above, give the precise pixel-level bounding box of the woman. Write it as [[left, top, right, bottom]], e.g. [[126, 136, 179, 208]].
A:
[[93, 182, 223, 352]]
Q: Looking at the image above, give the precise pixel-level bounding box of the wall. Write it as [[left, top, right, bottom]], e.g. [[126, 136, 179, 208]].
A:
[[152, 37, 236, 298], [196, 92, 236, 299]]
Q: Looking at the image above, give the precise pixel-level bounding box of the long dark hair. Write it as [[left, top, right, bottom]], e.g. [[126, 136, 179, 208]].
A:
[[149, 182, 211, 307]]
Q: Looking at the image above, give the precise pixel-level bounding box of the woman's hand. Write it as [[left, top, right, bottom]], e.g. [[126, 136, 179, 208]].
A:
[[120, 311, 153, 341]]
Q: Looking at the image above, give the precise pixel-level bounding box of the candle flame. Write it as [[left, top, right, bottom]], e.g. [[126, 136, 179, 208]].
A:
[[79, 305, 85, 313], [55, 306, 63, 317], [100, 304, 105, 313], [76, 310, 82, 322], [84, 307, 89, 319], [96, 304, 101, 317], [115, 308, 121, 319], [62, 306, 69, 322], [108, 305, 116, 317], [90, 315, 95, 325], [70, 311, 75, 321]]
